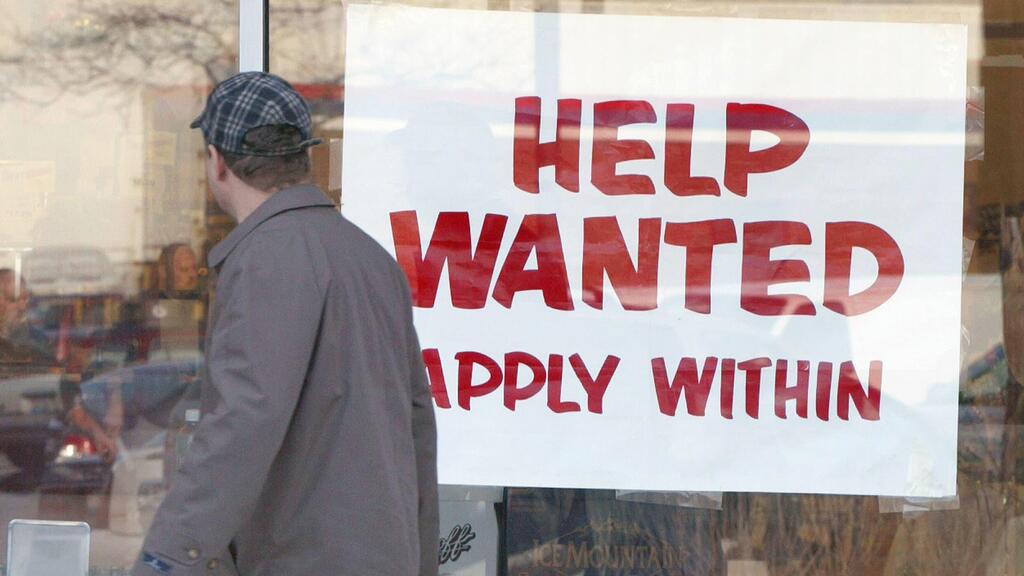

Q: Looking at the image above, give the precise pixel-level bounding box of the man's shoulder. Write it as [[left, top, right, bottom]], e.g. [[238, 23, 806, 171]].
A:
[[233, 203, 334, 253], [221, 202, 407, 291], [220, 211, 327, 284], [258, 201, 337, 233]]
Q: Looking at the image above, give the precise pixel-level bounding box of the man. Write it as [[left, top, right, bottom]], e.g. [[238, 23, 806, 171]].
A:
[[0, 269, 122, 465], [0, 268, 29, 341], [0, 268, 53, 366], [134, 72, 438, 576]]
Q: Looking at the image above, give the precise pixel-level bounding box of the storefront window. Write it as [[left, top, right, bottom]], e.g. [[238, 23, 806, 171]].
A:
[[270, 1, 1020, 575], [0, 1, 237, 571], [0, 0, 1015, 573]]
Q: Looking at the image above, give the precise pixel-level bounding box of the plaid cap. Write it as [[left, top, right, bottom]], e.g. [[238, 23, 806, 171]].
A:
[[190, 71, 322, 156]]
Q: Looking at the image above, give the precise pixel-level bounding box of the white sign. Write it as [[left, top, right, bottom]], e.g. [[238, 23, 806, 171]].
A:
[[343, 5, 967, 497]]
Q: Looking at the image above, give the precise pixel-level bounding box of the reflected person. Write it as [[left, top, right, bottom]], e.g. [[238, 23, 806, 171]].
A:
[[156, 243, 200, 299], [145, 243, 204, 362], [0, 268, 49, 362]]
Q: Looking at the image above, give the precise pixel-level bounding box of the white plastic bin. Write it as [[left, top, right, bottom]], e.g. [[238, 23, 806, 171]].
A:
[[6, 519, 90, 576]]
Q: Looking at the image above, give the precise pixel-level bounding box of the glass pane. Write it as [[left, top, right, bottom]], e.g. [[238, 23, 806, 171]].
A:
[[0, 1, 238, 572], [283, 0, 1008, 574], [270, 0, 346, 206]]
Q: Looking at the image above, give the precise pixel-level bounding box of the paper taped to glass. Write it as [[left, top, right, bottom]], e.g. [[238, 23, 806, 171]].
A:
[[342, 5, 967, 497]]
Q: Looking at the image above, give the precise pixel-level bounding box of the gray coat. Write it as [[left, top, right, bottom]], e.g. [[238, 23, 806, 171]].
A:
[[133, 185, 438, 576]]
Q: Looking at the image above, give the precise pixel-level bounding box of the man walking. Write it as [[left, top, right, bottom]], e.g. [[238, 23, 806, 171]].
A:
[[134, 72, 438, 576]]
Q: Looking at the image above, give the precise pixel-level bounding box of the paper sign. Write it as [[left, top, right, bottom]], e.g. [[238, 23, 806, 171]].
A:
[[342, 5, 967, 496]]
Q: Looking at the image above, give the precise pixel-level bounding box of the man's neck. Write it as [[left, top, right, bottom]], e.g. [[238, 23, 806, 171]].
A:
[[228, 179, 314, 223], [232, 188, 275, 223]]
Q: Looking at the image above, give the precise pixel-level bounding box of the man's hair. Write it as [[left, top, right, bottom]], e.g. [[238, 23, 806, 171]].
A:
[[216, 124, 312, 191]]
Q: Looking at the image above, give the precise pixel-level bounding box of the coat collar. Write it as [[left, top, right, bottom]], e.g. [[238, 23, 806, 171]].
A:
[[207, 184, 335, 269]]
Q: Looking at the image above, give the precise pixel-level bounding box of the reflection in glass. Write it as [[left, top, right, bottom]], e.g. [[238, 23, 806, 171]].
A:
[[0, 0, 237, 571]]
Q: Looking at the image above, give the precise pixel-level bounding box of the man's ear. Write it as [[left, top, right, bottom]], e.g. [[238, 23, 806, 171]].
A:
[[208, 144, 230, 182]]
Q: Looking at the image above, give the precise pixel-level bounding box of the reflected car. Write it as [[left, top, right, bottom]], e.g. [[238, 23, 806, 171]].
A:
[[0, 369, 64, 477]]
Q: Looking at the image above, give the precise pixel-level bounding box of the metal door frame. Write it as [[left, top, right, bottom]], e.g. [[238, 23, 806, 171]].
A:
[[239, 0, 269, 72]]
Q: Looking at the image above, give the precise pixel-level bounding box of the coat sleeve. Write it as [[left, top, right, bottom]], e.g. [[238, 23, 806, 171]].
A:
[[400, 271, 440, 576], [134, 230, 325, 576]]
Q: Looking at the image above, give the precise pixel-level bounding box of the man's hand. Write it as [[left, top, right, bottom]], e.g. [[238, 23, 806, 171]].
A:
[[92, 429, 119, 463]]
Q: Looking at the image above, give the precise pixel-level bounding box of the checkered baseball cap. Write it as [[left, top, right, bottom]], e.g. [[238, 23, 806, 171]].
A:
[[190, 71, 322, 156]]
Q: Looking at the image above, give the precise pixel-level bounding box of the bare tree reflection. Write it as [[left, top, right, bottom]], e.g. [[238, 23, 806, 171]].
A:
[[0, 1, 239, 105]]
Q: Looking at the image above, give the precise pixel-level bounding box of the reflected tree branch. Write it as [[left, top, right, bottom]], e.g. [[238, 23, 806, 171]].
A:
[[0, 1, 243, 106]]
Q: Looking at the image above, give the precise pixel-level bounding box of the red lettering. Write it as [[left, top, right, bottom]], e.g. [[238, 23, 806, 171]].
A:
[[665, 104, 720, 197], [513, 97, 582, 193], [824, 222, 905, 316], [569, 354, 620, 414], [456, 351, 502, 410], [720, 358, 736, 419], [739, 357, 771, 419], [740, 221, 816, 316], [664, 219, 737, 314], [815, 362, 833, 421], [422, 348, 451, 409], [837, 361, 883, 421], [724, 103, 810, 197], [592, 100, 657, 196], [492, 214, 574, 310], [582, 217, 661, 311], [546, 354, 580, 413], [651, 357, 718, 416], [390, 211, 507, 309], [503, 352, 546, 411], [774, 359, 809, 419]]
